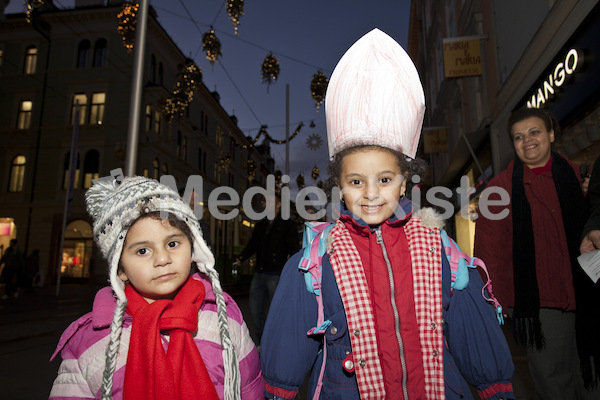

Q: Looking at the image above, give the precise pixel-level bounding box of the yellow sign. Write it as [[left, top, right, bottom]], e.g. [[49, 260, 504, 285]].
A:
[[423, 128, 447, 153], [443, 38, 482, 78]]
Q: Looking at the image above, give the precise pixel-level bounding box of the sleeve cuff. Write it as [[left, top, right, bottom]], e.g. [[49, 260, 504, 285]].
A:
[[477, 382, 514, 399], [265, 382, 298, 399]]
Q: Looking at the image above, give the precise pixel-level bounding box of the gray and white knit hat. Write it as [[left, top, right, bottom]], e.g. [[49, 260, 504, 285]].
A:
[[85, 173, 240, 400], [86, 174, 214, 302]]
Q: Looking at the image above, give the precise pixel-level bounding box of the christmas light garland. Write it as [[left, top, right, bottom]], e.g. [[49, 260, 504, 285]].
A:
[[310, 71, 329, 110], [202, 28, 222, 65], [261, 53, 280, 90], [226, 0, 244, 35], [117, 2, 139, 54], [162, 59, 203, 122]]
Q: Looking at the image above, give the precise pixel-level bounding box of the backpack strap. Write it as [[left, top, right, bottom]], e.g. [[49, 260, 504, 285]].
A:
[[298, 221, 334, 400], [440, 229, 504, 325], [299, 222, 334, 335]]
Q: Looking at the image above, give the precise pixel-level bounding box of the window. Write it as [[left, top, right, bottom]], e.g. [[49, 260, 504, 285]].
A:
[[8, 155, 26, 192], [71, 94, 88, 126], [63, 152, 81, 189], [62, 219, 93, 279], [158, 62, 163, 85], [92, 39, 107, 67], [150, 54, 156, 83], [216, 126, 224, 146], [155, 110, 161, 135], [230, 139, 236, 160], [214, 161, 221, 183], [89, 92, 105, 125], [24, 46, 37, 74], [0, 49, 4, 67], [145, 105, 152, 131], [83, 150, 99, 189], [77, 40, 90, 68], [183, 136, 188, 161], [153, 158, 159, 179], [177, 131, 182, 158], [162, 163, 168, 176], [17, 100, 33, 129]]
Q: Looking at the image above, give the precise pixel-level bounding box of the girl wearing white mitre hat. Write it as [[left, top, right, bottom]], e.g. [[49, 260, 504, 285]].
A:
[[259, 28, 515, 400]]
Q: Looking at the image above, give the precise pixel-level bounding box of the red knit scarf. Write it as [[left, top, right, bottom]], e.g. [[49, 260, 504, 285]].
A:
[[123, 278, 219, 400]]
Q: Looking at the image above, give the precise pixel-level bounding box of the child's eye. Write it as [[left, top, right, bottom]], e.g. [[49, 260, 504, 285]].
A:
[[136, 248, 149, 255], [167, 241, 179, 248], [350, 179, 362, 185], [380, 177, 392, 184]]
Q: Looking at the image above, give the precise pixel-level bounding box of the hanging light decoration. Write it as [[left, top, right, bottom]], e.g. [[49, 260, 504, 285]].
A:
[[162, 60, 203, 122], [261, 53, 280, 91], [202, 28, 222, 66], [226, 0, 244, 35], [274, 168, 283, 184], [310, 71, 329, 110], [25, 0, 44, 23], [117, 2, 139, 54], [245, 159, 257, 181], [311, 166, 320, 181], [219, 151, 232, 170], [306, 133, 323, 151], [296, 174, 305, 190]]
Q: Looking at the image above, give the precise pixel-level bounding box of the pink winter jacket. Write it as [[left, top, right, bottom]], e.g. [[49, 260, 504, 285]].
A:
[[49, 273, 264, 399]]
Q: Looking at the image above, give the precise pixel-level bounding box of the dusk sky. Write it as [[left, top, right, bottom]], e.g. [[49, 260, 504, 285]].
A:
[[6, 0, 412, 186]]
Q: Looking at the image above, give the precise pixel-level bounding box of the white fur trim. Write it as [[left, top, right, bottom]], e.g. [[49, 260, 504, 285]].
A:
[[413, 207, 445, 229]]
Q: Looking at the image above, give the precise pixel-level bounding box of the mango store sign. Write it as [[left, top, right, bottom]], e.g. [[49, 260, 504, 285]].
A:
[[526, 48, 581, 108]]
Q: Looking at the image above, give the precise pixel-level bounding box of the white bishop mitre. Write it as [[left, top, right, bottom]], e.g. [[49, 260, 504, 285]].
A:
[[325, 28, 425, 159]]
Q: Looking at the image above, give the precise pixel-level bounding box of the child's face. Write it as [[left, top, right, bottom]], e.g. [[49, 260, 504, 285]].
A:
[[119, 217, 193, 303], [339, 148, 406, 226]]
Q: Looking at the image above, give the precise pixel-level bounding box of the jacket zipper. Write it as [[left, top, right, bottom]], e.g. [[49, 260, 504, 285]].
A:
[[374, 226, 409, 400]]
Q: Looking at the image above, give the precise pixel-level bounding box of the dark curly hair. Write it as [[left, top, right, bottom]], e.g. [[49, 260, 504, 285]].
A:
[[324, 145, 428, 200], [508, 108, 560, 138]]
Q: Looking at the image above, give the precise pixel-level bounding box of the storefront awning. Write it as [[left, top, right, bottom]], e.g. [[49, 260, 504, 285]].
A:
[[437, 127, 490, 187]]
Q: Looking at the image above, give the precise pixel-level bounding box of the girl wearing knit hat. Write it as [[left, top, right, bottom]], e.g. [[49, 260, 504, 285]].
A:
[[260, 29, 515, 400], [49, 174, 263, 400]]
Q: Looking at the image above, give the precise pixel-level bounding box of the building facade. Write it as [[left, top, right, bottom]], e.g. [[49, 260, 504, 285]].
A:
[[409, 0, 600, 253], [0, 0, 271, 284]]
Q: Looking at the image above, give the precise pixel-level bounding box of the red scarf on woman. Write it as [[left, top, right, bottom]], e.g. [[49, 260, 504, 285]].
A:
[[123, 278, 219, 400]]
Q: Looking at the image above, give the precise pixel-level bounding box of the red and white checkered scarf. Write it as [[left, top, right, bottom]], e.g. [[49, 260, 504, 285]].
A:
[[329, 216, 445, 399]]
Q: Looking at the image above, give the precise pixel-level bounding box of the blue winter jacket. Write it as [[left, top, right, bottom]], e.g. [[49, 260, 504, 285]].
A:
[[260, 208, 515, 400]]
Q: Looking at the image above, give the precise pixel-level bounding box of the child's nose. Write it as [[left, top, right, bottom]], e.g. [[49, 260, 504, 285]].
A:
[[154, 250, 172, 267], [365, 182, 379, 200]]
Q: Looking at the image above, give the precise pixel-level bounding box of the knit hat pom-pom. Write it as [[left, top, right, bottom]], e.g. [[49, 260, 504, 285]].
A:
[[85, 179, 121, 219]]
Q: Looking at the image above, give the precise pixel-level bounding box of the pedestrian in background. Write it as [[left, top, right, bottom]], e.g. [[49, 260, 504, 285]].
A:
[[261, 28, 515, 400], [23, 249, 39, 294], [1, 239, 25, 299], [50, 176, 263, 400], [474, 107, 600, 399], [234, 193, 300, 345], [581, 155, 600, 253]]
